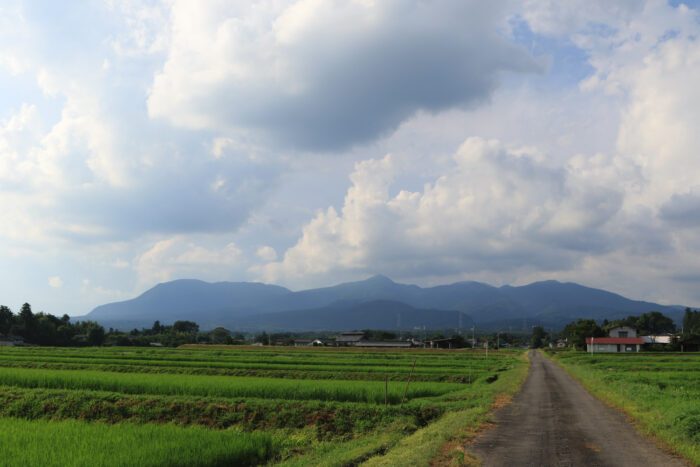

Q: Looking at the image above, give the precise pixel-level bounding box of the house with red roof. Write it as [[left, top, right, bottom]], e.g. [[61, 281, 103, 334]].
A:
[[586, 326, 643, 352]]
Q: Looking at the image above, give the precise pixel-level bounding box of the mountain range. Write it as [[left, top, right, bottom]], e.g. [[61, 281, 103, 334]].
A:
[[81, 275, 686, 332]]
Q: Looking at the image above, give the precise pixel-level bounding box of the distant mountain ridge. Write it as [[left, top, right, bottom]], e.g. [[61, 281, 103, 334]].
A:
[[83, 275, 685, 331]]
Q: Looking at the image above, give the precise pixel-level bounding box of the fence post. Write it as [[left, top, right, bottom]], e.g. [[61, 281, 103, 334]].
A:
[[400, 358, 417, 407], [385, 374, 388, 407]]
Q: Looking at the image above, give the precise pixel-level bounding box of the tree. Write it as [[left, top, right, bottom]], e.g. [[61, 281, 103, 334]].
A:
[[86, 323, 106, 346], [0, 305, 13, 335], [19, 303, 34, 327], [254, 331, 269, 344], [210, 327, 232, 344], [530, 326, 547, 349], [173, 320, 199, 334], [635, 311, 675, 335], [34, 314, 59, 346], [562, 319, 605, 349], [682, 308, 700, 334], [16, 303, 36, 340]]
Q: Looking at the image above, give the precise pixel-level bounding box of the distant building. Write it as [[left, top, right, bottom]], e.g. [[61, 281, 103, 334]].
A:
[[0, 335, 24, 347], [640, 335, 673, 344], [585, 337, 643, 352], [426, 337, 461, 349], [335, 331, 366, 346], [294, 338, 327, 347]]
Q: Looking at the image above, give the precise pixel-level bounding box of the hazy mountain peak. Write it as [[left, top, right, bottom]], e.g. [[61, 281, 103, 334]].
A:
[[84, 276, 686, 331], [363, 274, 395, 284]]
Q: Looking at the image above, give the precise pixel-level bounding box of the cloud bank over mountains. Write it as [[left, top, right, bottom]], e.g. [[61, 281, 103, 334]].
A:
[[1, 0, 700, 315]]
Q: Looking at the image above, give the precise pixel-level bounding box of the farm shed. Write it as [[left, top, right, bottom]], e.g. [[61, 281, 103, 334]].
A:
[[335, 332, 366, 346], [427, 337, 461, 349], [585, 337, 643, 352]]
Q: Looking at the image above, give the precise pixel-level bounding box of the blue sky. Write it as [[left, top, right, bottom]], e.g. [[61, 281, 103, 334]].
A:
[[1, 0, 700, 316]]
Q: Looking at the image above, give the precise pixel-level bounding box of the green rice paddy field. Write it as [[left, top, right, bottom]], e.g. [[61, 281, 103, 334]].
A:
[[0, 345, 528, 466], [550, 351, 700, 465]]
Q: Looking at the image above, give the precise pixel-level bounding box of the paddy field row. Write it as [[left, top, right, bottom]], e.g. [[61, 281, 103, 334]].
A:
[[0, 346, 528, 466]]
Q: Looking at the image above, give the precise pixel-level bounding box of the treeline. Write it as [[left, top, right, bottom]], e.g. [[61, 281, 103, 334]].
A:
[[0, 303, 105, 346], [109, 321, 246, 347], [0, 304, 245, 347]]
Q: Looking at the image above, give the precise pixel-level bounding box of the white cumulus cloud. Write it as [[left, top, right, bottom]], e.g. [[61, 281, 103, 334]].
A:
[[261, 137, 626, 286], [48, 276, 63, 288]]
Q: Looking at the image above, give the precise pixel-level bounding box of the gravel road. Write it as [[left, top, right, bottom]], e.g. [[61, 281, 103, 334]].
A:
[[469, 350, 688, 467]]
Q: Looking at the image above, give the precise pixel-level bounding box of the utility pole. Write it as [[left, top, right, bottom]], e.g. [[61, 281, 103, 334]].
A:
[[472, 326, 475, 350]]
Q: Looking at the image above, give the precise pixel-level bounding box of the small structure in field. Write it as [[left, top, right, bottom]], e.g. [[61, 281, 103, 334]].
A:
[[294, 338, 326, 347]]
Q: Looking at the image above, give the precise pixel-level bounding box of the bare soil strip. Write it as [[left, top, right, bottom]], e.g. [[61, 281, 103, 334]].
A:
[[468, 350, 688, 467]]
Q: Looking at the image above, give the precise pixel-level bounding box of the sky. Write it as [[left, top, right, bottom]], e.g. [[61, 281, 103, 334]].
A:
[[1, 0, 700, 317]]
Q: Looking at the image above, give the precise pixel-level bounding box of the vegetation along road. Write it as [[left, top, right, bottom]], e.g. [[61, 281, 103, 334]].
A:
[[469, 350, 687, 466]]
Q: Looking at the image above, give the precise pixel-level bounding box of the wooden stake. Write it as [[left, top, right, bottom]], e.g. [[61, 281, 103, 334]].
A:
[[400, 358, 417, 407], [385, 374, 388, 407]]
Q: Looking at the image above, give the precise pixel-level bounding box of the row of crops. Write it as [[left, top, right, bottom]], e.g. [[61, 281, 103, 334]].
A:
[[549, 351, 700, 465], [0, 345, 527, 466]]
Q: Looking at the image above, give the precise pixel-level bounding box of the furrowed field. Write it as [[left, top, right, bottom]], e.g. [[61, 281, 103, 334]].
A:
[[0, 346, 527, 466], [549, 351, 700, 465]]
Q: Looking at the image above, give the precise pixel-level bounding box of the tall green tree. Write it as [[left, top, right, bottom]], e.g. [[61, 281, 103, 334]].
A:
[[562, 319, 605, 349], [682, 308, 700, 334], [530, 326, 547, 349], [86, 323, 106, 346], [635, 311, 675, 335], [173, 320, 199, 334], [0, 306, 13, 335]]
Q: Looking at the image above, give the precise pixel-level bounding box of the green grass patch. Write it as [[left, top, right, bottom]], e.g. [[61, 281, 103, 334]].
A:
[[0, 417, 278, 466]]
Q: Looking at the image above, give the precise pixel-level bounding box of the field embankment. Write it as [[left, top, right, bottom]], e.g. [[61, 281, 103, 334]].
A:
[[548, 350, 699, 465]]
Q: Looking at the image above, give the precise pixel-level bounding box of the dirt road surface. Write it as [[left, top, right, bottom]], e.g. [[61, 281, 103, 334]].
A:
[[469, 350, 687, 467]]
